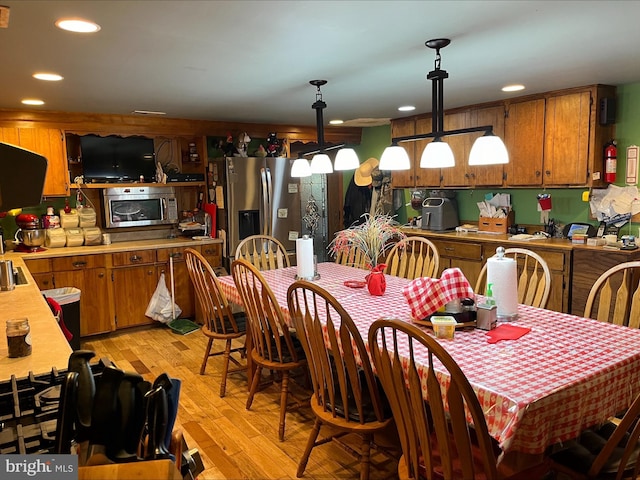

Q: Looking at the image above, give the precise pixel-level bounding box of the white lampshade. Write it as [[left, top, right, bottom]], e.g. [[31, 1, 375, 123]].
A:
[[379, 145, 410, 171], [420, 138, 454, 168], [310, 153, 333, 174], [469, 133, 509, 165], [333, 148, 360, 170], [291, 157, 312, 177]]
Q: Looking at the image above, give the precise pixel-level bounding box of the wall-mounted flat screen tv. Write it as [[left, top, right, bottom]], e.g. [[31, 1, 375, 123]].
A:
[[80, 134, 156, 183]]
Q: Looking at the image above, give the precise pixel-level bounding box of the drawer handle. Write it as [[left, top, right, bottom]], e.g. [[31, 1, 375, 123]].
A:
[[444, 247, 454, 252], [98, 272, 105, 278], [72, 261, 87, 268], [130, 255, 141, 263], [169, 252, 182, 259]]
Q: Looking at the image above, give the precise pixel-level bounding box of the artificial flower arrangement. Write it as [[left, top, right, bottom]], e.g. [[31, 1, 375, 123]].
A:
[[328, 214, 406, 269]]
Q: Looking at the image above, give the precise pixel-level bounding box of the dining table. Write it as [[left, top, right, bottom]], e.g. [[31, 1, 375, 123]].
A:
[[218, 261, 640, 460]]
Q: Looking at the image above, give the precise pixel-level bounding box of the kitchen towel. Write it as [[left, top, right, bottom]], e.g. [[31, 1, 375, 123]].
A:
[[403, 268, 474, 319], [486, 250, 518, 319], [296, 236, 315, 279], [486, 324, 531, 343]]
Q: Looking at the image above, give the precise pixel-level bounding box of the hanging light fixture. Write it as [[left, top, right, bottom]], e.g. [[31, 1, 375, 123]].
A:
[[291, 80, 360, 177], [380, 38, 509, 170]]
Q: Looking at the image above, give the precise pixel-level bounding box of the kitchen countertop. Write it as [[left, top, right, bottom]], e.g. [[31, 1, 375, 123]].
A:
[[0, 236, 222, 380]]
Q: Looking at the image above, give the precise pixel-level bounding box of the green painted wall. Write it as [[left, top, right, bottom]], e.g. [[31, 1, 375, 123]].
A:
[[354, 81, 640, 232]]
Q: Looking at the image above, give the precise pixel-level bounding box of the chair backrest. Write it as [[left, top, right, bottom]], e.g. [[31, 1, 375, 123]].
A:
[[231, 258, 302, 364], [287, 280, 387, 424], [385, 236, 440, 279], [368, 318, 499, 480], [475, 247, 551, 309], [235, 234, 290, 271], [184, 247, 241, 335], [584, 261, 640, 327], [333, 246, 369, 270]]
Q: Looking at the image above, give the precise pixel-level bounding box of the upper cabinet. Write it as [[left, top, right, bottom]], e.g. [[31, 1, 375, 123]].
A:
[[390, 84, 616, 189], [389, 118, 416, 188], [0, 127, 69, 196], [414, 116, 441, 187]]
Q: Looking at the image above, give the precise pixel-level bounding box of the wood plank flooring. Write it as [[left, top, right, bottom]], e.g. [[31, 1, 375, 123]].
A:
[[82, 325, 400, 480]]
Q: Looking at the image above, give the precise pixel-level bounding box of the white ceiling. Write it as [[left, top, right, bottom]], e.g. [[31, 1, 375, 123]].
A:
[[2, 1, 640, 128]]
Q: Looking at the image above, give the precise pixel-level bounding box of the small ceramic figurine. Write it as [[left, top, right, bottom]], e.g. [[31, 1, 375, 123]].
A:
[[235, 132, 251, 157], [265, 132, 280, 157]]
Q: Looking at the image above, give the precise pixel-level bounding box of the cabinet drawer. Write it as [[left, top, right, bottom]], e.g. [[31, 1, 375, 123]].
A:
[[201, 244, 221, 266], [112, 250, 156, 266], [433, 241, 482, 261], [52, 254, 106, 270], [23, 258, 52, 273], [156, 247, 187, 262]]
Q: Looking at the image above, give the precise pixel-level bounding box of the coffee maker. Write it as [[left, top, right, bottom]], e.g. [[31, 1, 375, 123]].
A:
[[14, 213, 46, 252]]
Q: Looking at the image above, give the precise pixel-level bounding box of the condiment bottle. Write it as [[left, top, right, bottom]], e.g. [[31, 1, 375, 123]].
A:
[[485, 283, 496, 306], [6, 318, 32, 358]]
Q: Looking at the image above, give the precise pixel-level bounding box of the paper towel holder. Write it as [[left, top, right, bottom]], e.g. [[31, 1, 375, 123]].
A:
[[491, 246, 519, 321], [295, 235, 320, 281]]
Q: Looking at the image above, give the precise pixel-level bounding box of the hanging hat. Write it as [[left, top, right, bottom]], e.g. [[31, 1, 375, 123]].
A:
[[354, 157, 380, 186]]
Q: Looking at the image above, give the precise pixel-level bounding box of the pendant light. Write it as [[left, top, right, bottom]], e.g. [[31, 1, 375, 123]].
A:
[[382, 38, 509, 169]]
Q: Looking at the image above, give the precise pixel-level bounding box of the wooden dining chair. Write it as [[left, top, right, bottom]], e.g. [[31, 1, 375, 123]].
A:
[[548, 391, 640, 480], [184, 248, 247, 397], [287, 280, 393, 480], [583, 261, 640, 326], [475, 247, 551, 309], [333, 246, 369, 270], [235, 234, 290, 271], [230, 258, 307, 441], [384, 236, 440, 279], [368, 318, 500, 479]]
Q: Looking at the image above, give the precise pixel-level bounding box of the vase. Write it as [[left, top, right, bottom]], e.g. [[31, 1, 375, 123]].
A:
[[366, 264, 387, 296]]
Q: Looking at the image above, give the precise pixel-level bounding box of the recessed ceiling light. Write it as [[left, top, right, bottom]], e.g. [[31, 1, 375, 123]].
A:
[[502, 84, 525, 93], [329, 119, 344, 125], [33, 72, 63, 81], [132, 110, 167, 115], [55, 18, 101, 33], [22, 99, 45, 106], [398, 105, 416, 112]]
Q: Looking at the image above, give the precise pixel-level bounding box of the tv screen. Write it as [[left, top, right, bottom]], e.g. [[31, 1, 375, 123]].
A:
[[80, 134, 156, 183]]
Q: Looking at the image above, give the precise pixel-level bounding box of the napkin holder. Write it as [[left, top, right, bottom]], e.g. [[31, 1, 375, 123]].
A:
[[476, 303, 497, 331]]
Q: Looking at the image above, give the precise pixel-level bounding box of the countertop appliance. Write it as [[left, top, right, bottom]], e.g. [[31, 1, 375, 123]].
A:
[[215, 157, 302, 266], [102, 186, 178, 228], [14, 213, 46, 253], [421, 197, 459, 231]]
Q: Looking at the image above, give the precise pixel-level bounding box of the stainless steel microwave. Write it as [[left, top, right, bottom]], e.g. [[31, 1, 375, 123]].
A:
[[102, 186, 178, 228]]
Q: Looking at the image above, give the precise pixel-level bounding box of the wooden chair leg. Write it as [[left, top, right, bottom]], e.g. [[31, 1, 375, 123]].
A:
[[297, 418, 322, 477], [246, 366, 262, 410], [360, 433, 371, 480], [200, 337, 214, 375], [279, 371, 290, 441], [219, 339, 232, 398]]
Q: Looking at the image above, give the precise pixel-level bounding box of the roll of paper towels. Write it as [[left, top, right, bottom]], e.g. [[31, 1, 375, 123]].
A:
[[486, 250, 518, 320], [296, 236, 315, 280]]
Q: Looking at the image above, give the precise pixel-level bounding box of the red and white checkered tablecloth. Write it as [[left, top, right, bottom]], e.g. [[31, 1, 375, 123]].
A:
[[218, 262, 640, 455]]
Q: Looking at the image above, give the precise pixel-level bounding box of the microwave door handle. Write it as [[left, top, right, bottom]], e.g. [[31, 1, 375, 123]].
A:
[[260, 168, 269, 236], [161, 198, 166, 220]]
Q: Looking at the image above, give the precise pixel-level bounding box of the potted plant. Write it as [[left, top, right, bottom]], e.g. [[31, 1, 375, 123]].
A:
[[328, 214, 406, 295]]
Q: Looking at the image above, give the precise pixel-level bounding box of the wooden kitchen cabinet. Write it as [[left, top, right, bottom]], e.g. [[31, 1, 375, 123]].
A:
[[440, 110, 471, 187], [389, 117, 416, 188], [157, 246, 195, 319], [468, 105, 505, 187], [111, 250, 157, 329], [504, 98, 545, 186], [200, 243, 222, 268], [23, 258, 55, 291], [0, 127, 69, 196], [413, 116, 441, 187], [429, 238, 484, 288]]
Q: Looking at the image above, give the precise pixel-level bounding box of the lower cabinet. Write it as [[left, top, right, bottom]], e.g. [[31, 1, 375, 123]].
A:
[[430, 239, 484, 288], [111, 250, 158, 329], [157, 247, 196, 320]]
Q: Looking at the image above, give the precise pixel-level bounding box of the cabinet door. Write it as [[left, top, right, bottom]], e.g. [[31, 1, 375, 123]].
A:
[[469, 105, 505, 186], [54, 268, 112, 336], [31, 272, 55, 291], [201, 243, 222, 268], [504, 99, 545, 186], [389, 118, 416, 188], [543, 91, 591, 185], [440, 111, 471, 187], [157, 248, 195, 319], [414, 116, 441, 187], [16, 128, 69, 196], [112, 266, 158, 329]]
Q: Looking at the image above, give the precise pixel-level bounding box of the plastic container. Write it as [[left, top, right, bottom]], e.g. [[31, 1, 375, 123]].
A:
[[431, 315, 457, 340], [43, 287, 81, 350], [6, 318, 31, 357]]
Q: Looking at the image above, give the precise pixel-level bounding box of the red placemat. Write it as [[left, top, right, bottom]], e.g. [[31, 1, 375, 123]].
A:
[[486, 324, 531, 343]]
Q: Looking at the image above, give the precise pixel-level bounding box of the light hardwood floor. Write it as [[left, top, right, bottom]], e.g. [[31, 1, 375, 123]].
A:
[[82, 325, 401, 480]]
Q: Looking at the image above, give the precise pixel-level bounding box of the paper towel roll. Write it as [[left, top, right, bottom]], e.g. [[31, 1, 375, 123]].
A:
[[486, 253, 518, 320], [296, 237, 315, 280]]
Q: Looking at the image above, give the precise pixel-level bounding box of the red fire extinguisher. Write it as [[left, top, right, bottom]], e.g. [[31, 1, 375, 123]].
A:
[[604, 140, 617, 183]]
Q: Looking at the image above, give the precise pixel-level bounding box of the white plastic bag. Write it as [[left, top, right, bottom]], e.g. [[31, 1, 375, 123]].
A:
[[145, 273, 181, 323]]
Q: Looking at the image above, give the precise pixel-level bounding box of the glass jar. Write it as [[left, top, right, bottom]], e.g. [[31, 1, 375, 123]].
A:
[[6, 318, 32, 358]]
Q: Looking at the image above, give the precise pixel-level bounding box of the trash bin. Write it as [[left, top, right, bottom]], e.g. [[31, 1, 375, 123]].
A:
[[43, 287, 81, 350]]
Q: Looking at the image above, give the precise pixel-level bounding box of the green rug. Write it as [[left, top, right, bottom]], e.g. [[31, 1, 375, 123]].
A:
[[167, 318, 201, 335]]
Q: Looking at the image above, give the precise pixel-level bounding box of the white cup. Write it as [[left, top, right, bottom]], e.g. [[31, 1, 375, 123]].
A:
[[603, 234, 618, 244], [102, 233, 112, 245]]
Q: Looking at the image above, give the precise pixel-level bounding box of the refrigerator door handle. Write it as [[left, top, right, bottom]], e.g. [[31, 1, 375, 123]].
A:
[[265, 167, 273, 236], [260, 167, 270, 236]]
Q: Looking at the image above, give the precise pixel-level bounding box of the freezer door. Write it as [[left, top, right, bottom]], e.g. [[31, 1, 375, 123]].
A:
[[265, 157, 302, 253], [226, 157, 265, 258]]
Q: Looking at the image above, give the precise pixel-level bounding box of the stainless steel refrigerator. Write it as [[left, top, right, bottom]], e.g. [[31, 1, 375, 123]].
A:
[[218, 157, 302, 265]]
